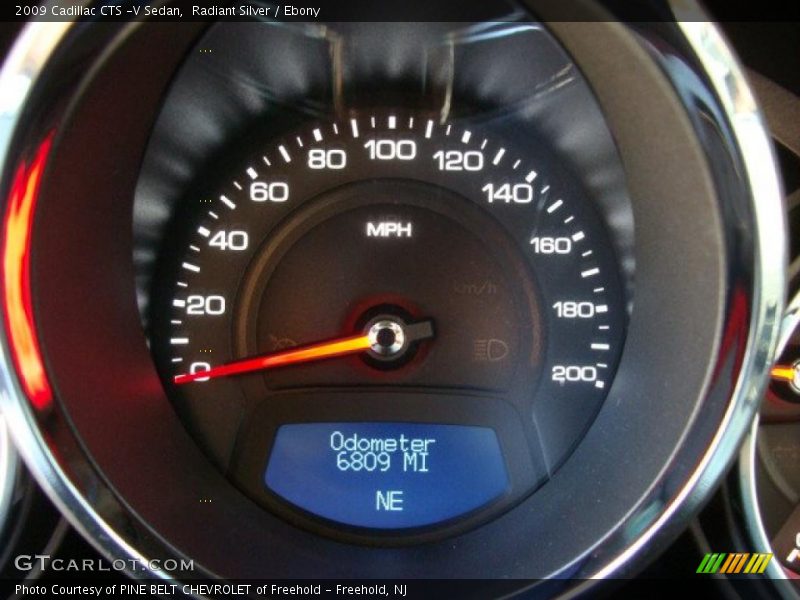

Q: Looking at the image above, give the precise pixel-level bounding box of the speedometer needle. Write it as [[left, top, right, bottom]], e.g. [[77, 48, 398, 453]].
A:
[[173, 317, 435, 384], [173, 334, 372, 384]]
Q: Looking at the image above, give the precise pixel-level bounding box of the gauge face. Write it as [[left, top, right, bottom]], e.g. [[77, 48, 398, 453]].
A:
[[149, 112, 626, 540]]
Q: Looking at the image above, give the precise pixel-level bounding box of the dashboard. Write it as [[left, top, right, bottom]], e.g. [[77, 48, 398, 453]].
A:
[[0, 2, 796, 597]]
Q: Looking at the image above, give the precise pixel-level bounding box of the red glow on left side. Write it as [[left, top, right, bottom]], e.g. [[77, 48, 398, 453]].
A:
[[2, 135, 54, 411]]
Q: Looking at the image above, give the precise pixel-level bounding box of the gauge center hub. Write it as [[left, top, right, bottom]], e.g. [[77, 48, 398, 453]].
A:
[[367, 319, 406, 357], [368, 319, 405, 357], [361, 312, 434, 366]]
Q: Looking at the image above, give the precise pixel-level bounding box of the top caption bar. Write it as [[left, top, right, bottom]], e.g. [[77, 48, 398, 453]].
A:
[[3, 0, 800, 23]]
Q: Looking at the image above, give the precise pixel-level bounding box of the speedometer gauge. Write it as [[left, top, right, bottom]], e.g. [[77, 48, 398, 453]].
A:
[[150, 112, 626, 540]]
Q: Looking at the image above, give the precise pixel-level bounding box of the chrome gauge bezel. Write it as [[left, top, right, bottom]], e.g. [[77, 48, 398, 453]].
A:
[[0, 414, 19, 545], [0, 1, 785, 591], [735, 292, 800, 594]]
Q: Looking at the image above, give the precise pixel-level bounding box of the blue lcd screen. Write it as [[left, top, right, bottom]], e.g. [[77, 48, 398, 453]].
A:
[[265, 422, 509, 529]]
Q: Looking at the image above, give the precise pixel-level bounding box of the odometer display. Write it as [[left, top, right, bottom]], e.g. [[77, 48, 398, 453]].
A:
[[150, 112, 626, 540], [266, 422, 509, 529]]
